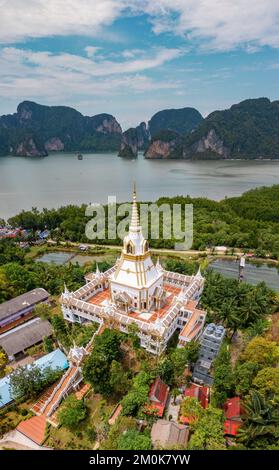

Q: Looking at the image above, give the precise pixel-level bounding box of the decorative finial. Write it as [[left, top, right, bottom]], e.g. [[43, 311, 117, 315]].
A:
[[96, 263, 100, 275], [130, 181, 140, 232], [196, 266, 202, 278]]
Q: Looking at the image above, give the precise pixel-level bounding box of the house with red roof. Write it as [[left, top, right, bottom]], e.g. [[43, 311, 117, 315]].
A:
[[184, 383, 210, 409], [224, 397, 242, 437], [146, 377, 169, 418]]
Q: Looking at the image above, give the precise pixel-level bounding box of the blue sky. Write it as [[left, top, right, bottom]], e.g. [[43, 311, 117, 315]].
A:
[[0, 1, 279, 128]]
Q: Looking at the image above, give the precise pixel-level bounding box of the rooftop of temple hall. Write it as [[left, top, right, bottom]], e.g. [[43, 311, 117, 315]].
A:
[[86, 284, 182, 325]]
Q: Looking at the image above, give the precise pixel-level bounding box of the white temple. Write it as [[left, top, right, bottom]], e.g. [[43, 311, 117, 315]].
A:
[[110, 185, 165, 313], [61, 186, 206, 354]]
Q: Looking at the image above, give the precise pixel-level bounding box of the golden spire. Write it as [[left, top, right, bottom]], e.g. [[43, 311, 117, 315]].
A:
[[130, 182, 140, 232]]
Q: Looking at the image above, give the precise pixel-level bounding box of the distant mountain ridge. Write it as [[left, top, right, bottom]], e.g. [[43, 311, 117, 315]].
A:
[[144, 98, 279, 160], [0, 101, 122, 156], [1, 98, 279, 159], [118, 107, 202, 158]]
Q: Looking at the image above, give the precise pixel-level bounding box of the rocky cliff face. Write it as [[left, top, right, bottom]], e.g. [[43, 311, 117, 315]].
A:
[[96, 117, 122, 134], [13, 137, 47, 157], [118, 122, 150, 158], [45, 137, 65, 151], [118, 128, 138, 158], [144, 131, 181, 159], [184, 128, 230, 158], [136, 122, 150, 149], [0, 101, 122, 156]]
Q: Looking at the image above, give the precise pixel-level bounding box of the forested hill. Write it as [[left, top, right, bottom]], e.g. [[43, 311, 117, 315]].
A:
[[0, 101, 122, 156], [182, 98, 279, 159], [144, 98, 279, 160], [2, 98, 279, 159], [148, 107, 203, 138]]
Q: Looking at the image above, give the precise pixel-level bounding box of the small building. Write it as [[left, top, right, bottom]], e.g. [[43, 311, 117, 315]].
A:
[[224, 397, 242, 437], [192, 323, 225, 386], [178, 300, 206, 347], [151, 419, 189, 449], [147, 377, 169, 417], [0, 288, 50, 331], [0, 349, 68, 408], [0, 318, 53, 361], [184, 383, 210, 409]]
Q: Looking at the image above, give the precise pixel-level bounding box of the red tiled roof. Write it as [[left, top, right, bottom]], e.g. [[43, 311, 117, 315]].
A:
[[180, 415, 196, 425], [224, 419, 242, 437], [184, 384, 209, 409], [17, 415, 47, 445], [148, 377, 169, 417], [224, 397, 241, 420]]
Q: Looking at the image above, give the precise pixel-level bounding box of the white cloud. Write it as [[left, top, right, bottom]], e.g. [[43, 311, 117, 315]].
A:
[[0, 46, 182, 119], [140, 0, 279, 51], [84, 46, 102, 58], [0, 0, 126, 43], [1, 1, 279, 51], [0, 46, 182, 77]]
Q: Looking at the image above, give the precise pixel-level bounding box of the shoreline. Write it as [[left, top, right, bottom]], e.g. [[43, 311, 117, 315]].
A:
[[1, 151, 279, 162]]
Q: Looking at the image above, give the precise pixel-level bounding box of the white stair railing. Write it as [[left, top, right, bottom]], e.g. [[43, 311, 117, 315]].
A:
[[46, 367, 80, 417], [40, 366, 72, 414]]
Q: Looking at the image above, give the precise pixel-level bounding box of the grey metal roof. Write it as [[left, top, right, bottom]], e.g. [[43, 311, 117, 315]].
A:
[[0, 318, 53, 356], [0, 288, 49, 321], [151, 419, 189, 448]]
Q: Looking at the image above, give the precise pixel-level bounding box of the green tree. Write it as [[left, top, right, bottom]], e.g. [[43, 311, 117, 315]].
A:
[[252, 367, 279, 400], [211, 344, 235, 407], [170, 341, 199, 378], [33, 303, 52, 320], [121, 371, 151, 417], [157, 358, 174, 385], [238, 391, 279, 449], [234, 361, 260, 396], [201, 272, 275, 336], [51, 315, 71, 348], [101, 417, 137, 450], [188, 406, 226, 450], [58, 395, 87, 430], [117, 429, 152, 450], [82, 329, 122, 397], [43, 336, 54, 354], [180, 397, 204, 425], [241, 337, 279, 367], [127, 323, 140, 349], [109, 360, 130, 397], [9, 364, 62, 400], [0, 348, 8, 378]]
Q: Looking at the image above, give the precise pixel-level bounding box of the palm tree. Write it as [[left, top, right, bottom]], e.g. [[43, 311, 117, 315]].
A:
[[238, 390, 279, 446]]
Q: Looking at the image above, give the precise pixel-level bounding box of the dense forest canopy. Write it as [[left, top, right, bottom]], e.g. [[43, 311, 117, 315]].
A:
[[184, 98, 279, 159], [6, 185, 279, 258], [148, 107, 203, 138]]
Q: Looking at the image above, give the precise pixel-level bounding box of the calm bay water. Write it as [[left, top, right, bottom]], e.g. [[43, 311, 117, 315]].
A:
[[0, 152, 279, 220]]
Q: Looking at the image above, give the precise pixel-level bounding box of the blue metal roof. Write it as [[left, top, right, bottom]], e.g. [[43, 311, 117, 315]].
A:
[[35, 348, 69, 371], [0, 348, 68, 408]]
